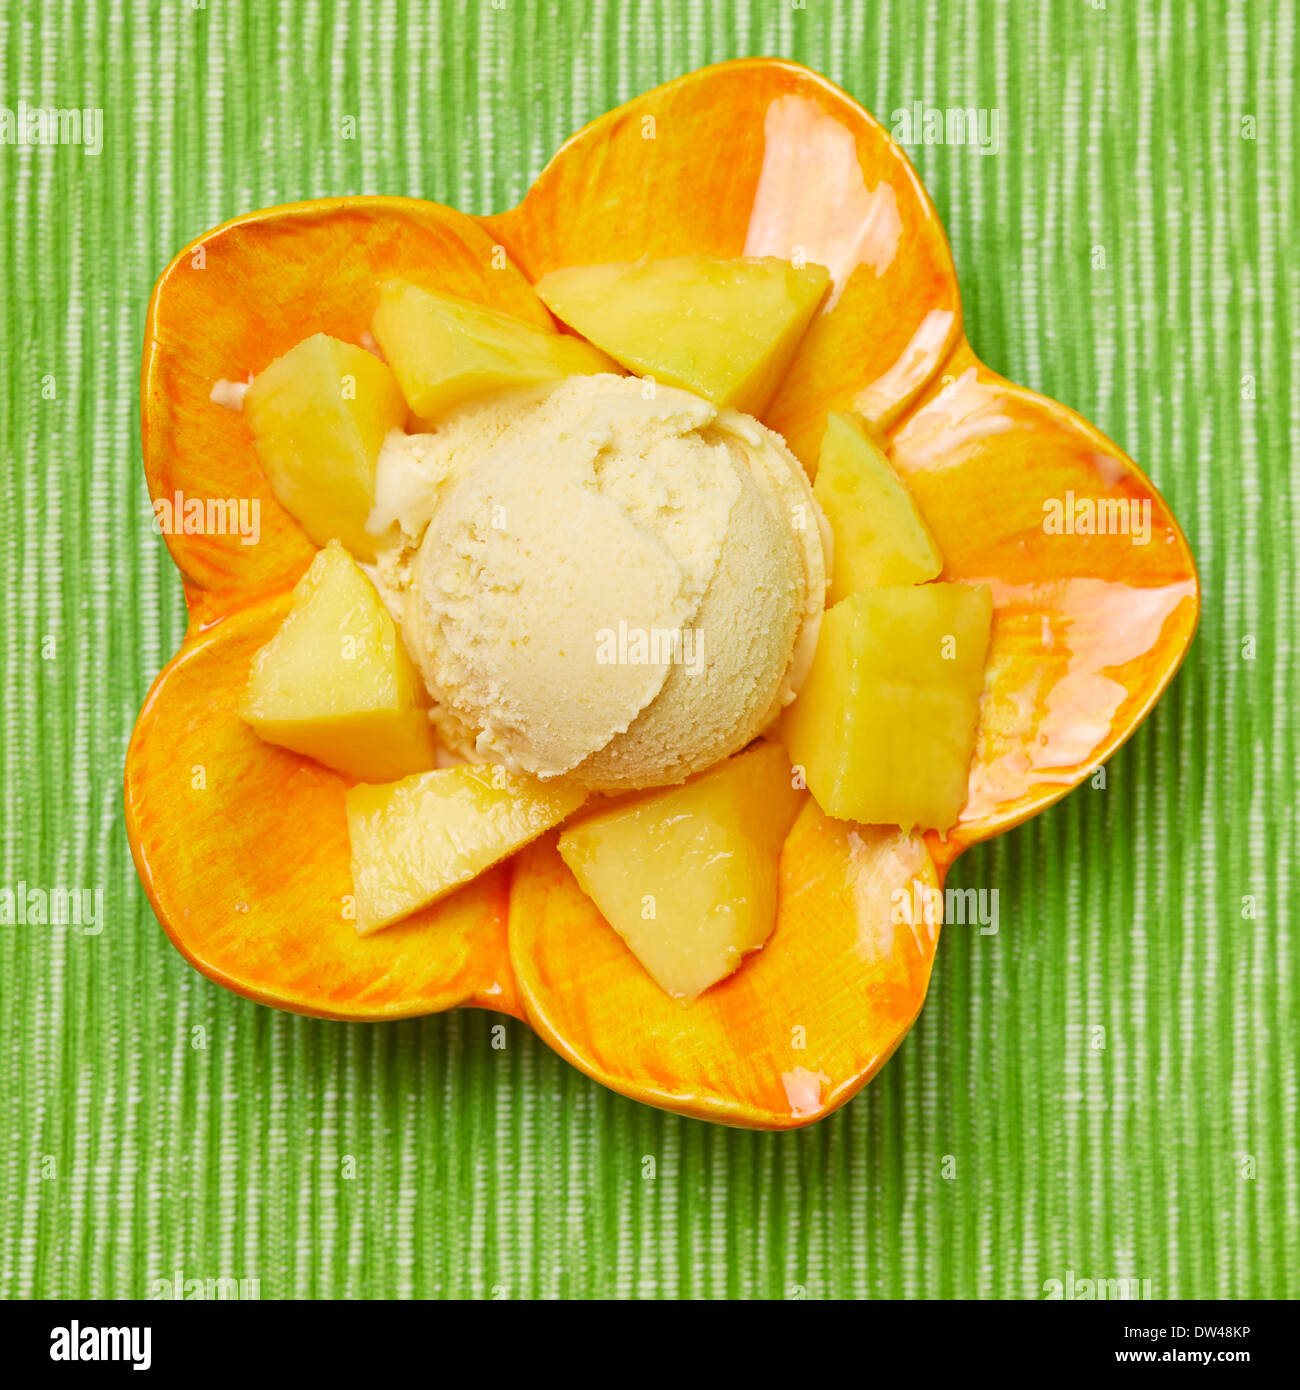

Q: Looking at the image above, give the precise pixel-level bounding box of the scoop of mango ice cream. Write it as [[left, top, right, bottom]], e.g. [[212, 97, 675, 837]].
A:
[[368, 374, 828, 791]]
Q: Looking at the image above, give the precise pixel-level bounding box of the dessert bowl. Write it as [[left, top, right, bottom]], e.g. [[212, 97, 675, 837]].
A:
[[126, 58, 1198, 1128]]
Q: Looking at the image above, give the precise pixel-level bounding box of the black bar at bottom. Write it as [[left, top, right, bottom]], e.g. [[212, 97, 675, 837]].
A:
[[0, 1296, 1282, 1377]]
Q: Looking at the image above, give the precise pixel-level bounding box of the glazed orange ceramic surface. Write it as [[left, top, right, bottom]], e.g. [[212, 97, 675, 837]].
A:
[[142, 198, 553, 628], [485, 63, 962, 468], [885, 342, 1198, 864], [127, 59, 1199, 1126], [510, 804, 940, 1127], [125, 595, 519, 1021]]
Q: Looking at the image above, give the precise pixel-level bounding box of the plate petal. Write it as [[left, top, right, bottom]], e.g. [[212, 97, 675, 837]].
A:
[[125, 594, 520, 1020], [487, 58, 962, 467], [885, 343, 1200, 863], [142, 196, 551, 625], [508, 802, 940, 1129]]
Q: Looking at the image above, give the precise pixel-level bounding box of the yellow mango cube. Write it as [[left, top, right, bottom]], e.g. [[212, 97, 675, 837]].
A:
[[557, 742, 804, 1000], [815, 412, 944, 600], [244, 333, 407, 562], [534, 255, 830, 417], [240, 541, 436, 781], [370, 279, 616, 421], [347, 765, 586, 934], [782, 585, 992, 832]]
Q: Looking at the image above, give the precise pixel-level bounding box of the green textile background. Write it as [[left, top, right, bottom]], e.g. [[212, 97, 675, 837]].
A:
[[1, 0, 1295, 1300]]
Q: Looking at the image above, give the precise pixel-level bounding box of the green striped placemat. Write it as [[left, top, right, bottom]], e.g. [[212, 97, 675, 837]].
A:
[[1, 0, 1294, 1298]]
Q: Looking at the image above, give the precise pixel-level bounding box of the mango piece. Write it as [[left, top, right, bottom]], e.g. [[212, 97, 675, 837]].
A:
[[815, 412, 944, 600], [557, 743, 804, 1000], [782, 585, 992, 832], [244, 333, 406, 562], [240, 541, 436, 782], [371, 279, 616, 421], [534, 255, 830, 416], [347, 766, 586, 934]]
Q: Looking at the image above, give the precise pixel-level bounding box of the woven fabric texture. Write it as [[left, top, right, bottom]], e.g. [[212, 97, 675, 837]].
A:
[[0, 0, 1295, 1299]]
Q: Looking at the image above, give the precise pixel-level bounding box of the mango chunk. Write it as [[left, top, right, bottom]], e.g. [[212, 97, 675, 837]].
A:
[[557, 742, 804, 1000], [240, 541, 436, 782], [371, 279, 616, 421], [347, 766, 586, 934], [782, 585, 992, 832], [815, 412, 944, 600], [244, 333, 406, 562], [534, 255, 830, 417]]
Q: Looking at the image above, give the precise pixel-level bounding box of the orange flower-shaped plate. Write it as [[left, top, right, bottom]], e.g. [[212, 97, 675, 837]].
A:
[[126, 60, 1198, 1128]]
